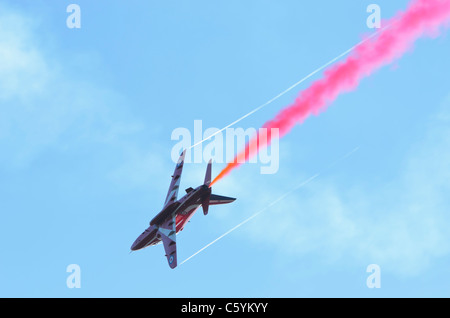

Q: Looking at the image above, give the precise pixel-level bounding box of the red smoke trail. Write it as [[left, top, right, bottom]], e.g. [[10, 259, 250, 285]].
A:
[[210, 0, 450, 186]]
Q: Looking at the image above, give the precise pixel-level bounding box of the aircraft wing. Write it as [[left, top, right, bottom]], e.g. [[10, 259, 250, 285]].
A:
[[159, 215, 177, 269], [163, 150, 186, 209]]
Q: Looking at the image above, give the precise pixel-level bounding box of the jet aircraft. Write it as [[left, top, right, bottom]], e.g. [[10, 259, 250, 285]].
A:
[[130, 150, 236, 268]]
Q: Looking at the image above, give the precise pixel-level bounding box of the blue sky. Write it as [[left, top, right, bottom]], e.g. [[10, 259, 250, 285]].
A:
[[1, 0, 450, 297]]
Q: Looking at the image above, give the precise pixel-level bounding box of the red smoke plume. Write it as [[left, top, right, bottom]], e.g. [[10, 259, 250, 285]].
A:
[[211, 0, 450, 186]]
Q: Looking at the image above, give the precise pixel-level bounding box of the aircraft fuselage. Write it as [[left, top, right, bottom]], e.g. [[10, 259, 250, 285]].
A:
[[130, 184, 210, 251]]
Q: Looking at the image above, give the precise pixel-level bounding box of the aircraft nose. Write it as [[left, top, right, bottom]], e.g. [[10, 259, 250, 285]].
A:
[[130, 239, 140, 251]]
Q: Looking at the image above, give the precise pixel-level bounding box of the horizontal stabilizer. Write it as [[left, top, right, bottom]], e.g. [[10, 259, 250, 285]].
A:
[[201, 190, 211, 215], [202, 199, 209, 215], [209, 194, 236, 205]]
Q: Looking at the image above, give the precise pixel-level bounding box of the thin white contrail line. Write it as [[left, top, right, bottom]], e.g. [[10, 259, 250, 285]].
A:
[[179, 146, 360, 266], [188, 24, 391, 150]]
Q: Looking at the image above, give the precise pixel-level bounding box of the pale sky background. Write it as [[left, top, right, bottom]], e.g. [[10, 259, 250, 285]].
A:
[[1, 0, 450, 297]]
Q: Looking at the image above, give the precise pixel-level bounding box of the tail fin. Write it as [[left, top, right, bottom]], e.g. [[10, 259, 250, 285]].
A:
[[204, 159, 212, 187], [202, 159, 236, 214], [202, 159, 212, 215]]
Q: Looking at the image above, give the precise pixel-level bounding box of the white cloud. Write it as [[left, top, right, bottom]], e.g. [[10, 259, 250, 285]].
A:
[[0, 10, 49, 101], [0, 5, 142, 168]]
